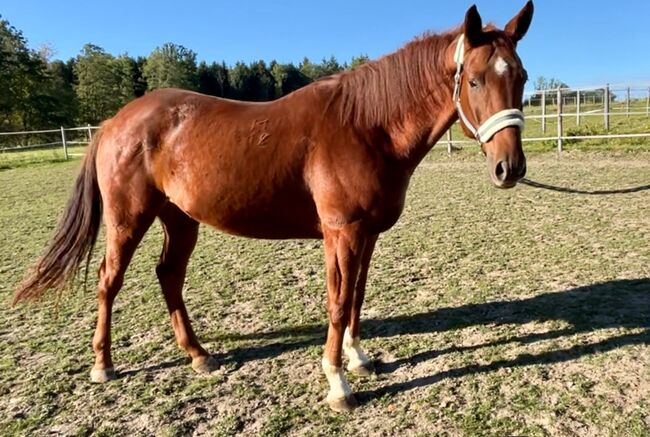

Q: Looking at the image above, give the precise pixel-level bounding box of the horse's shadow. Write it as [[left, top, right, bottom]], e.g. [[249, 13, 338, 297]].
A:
[[123, 278, 650, 403]]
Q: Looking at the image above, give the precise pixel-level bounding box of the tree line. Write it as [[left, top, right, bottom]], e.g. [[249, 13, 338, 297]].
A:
[[0, 15, 369, 131]]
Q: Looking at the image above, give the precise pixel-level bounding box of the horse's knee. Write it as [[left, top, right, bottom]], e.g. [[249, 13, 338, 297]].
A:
[[155, 260, 174, 279], [156, 259, 187, 286], [327, 302, 345, 325], [98, 265, 124, 301]]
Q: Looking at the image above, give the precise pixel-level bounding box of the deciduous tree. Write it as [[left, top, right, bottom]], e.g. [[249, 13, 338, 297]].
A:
[[143, 43, 198, 91], [74, 44, 124, 124]]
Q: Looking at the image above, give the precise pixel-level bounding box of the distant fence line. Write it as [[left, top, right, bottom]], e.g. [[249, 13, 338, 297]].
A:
[[1, 82, 649, 157], [0, 125, 98, 159], [445, 83, 650, 153]]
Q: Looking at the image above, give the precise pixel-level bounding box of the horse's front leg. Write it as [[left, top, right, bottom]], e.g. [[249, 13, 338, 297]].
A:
[[344, 234, 378, 376], [322, 223, 367, 412]]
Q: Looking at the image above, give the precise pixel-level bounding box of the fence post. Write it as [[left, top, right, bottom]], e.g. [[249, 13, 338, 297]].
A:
[[626, 86, 631, 118], [446, 129, 453, 154], [541, 90, 546, 134], [87, 123, 93, 143], [60, 126, 68, 160], [557, 88, 563, 153], [647, 87, 650, 116], [604, 84, 610, 132], [576, 89, 581, 126]]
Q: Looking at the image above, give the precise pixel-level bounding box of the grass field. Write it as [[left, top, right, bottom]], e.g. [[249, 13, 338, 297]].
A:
[[0, 146, 86, 170], [0, 149, 648, 436]]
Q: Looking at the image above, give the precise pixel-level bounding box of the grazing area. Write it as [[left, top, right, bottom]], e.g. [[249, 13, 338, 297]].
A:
[[0, 149, 648, 436]]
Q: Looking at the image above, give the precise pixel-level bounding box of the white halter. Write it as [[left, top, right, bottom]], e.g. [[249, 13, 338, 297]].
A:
[[453, 34, 525, 144]]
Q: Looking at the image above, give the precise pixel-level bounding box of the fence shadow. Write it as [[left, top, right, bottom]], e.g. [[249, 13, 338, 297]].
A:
[[122, 278, 650, 392]]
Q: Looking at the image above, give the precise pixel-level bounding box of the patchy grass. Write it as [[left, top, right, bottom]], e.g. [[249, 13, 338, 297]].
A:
[[0, 150, 648, 436], [0, 145, 87, 170]]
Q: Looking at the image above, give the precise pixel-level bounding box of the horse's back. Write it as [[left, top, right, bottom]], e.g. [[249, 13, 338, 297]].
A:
[[96, 88, 323, 238]]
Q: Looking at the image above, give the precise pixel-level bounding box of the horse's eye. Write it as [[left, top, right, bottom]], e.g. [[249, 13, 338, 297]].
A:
[[469, 79, 479, 88]]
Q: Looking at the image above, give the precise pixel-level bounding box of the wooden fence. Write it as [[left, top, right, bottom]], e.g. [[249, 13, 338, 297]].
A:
[[0, 125, 97, 159], [445, 83, 650, 153]]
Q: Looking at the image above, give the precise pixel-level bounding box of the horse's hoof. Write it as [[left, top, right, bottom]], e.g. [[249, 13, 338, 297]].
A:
[[90, 367, 116, 383], [348, 361, 375, 377], [191, 355, 219, 374], [327, 395, 358, 413]]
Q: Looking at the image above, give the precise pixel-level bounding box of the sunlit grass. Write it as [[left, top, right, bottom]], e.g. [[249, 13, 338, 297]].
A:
[[0, 151, 648, 435]]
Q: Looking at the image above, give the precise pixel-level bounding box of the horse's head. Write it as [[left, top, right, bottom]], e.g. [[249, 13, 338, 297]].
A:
[[452, 2, 533, 188]]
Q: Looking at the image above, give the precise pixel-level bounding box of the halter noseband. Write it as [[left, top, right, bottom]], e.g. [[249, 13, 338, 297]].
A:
[[453, 34, 525, 144]]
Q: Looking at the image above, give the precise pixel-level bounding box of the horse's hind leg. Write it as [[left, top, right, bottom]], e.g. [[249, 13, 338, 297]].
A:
[[157, 203, 217, 374], [90, 203, 160, 383]]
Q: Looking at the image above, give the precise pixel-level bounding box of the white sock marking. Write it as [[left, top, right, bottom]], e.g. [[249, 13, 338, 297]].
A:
[[343, 328, 370, 370], [322, 358, 352, 401]]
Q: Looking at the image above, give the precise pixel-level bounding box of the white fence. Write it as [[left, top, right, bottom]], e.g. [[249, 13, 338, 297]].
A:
[[2, 83, 650, 158], [444, 83, 650, 152], [0, 125, 98, 159]]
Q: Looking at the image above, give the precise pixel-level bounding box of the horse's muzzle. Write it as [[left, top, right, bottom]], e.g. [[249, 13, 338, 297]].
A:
[[490, 157, 527, 189]]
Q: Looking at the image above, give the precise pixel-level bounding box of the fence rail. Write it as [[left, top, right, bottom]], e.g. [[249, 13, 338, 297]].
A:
[[0, 125, 98, 158], [444, 82, 650, 153]]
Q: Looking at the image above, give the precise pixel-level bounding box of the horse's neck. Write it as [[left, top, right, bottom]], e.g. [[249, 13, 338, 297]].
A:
[[386, 83, 459, 170]]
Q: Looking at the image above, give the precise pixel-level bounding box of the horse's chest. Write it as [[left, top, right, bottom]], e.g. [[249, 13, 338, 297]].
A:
[[323, 170, 410, 234], [366, 186, 408, 233]]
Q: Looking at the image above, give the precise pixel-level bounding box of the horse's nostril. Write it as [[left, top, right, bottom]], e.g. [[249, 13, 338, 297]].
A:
[[519, 163, 527, 178], [495, 160, 508, 182]]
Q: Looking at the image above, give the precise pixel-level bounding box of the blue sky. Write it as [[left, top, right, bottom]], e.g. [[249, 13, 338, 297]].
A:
[[2, 1, 649, 90]]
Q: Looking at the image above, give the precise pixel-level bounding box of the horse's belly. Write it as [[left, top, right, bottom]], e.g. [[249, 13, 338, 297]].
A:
[[209, 208, 322, 239], [175, 188, 322, 240]]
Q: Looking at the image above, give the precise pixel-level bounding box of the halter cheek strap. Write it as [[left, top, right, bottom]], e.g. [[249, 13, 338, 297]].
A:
[[453, 34, 525, 144]]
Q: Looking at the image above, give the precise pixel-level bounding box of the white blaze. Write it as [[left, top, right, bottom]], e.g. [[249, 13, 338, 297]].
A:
[[495, 57, 509, 76]]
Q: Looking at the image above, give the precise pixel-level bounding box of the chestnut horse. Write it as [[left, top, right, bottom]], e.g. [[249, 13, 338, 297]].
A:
[[15, 3, 533, 411]]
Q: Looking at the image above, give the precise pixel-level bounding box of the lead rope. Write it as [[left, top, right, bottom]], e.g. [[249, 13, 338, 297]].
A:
[[452, 34, 526, 144], [519, 178, 650, 195]]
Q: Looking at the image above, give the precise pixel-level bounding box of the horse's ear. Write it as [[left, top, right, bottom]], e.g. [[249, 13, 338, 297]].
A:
[[463, 5, 483, 47], [505, 1, 534, 42]]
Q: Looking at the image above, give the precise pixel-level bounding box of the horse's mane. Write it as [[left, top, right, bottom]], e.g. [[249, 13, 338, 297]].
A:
[[327, 28, 461, 129]]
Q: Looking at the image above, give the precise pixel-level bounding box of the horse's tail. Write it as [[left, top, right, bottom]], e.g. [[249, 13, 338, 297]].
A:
[[13, 129, 104, 305]]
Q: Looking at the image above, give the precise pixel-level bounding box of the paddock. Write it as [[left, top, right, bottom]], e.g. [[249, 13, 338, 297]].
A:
[[0, 149, 648, 435]]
